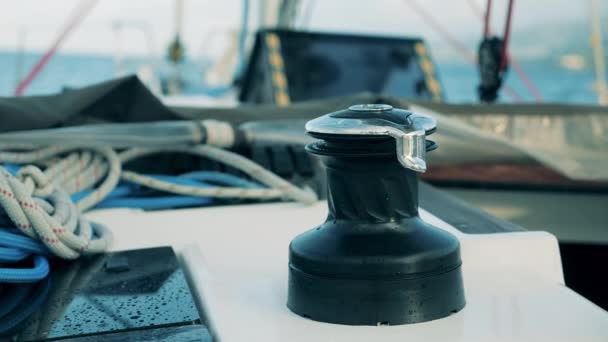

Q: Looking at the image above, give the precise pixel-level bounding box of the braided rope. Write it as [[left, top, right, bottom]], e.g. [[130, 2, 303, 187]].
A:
[[0, 144, 317, 259], [0, 166, 112, 260], [119, 145, 317, 204]]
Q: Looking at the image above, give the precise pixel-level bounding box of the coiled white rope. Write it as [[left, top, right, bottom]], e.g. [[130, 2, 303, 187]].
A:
[[0, 151, 115, 259], [0, 144, 317, 259]]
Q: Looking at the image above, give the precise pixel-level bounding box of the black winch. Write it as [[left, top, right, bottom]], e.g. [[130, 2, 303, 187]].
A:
[[287, 104, 466, 325]]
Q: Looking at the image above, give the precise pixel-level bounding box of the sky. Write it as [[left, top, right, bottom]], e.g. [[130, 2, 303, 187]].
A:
[[0, 0, 598, 60]]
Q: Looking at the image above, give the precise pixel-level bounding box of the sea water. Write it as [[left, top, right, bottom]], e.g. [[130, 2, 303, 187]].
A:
[[0, 50, 601, 104]]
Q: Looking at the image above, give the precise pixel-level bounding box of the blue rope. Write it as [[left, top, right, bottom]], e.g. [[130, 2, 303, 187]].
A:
[[0, 277, 51, 335], [180, 171, 264, 188], [0, 229, 50, 256], [70, 171, 264, 210], [0, 226, 51, 334], [0, 255, 49, 283], [2, 163, 20, 175], [0, 247, 29, 262]]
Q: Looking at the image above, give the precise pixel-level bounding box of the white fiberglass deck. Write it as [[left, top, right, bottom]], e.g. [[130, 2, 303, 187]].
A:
[[86, 202, 608, 342]]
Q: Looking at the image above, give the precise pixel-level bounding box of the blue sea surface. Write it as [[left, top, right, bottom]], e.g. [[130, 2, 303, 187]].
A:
[[440, 59, 600, 104], [0, 50, 601, 104]]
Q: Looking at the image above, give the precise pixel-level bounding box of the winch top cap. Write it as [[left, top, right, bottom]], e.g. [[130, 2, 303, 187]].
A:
[[305, 104, 436, 173], [305, 103, 436, 137]]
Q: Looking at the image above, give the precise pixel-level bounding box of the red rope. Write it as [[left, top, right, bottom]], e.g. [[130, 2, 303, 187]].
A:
[[469, 0, 543, 102], [403, 0, 522, 101], [499, 0, 515, 71], [511, 59, 544, 102], [483, 0, 492, 38], [14, 0, 99, 96]]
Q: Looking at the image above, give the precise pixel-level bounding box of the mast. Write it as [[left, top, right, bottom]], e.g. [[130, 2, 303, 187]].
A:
[[259, 0, 281, 28], [166, 0, 186, 95]]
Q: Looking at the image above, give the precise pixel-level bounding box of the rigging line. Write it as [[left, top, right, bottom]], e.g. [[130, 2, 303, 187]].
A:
[[483, 0, 492, 38], [467, 1, 496, 37], [499, 0, 515, 71], [501, 84, 522, 101], [510, 59, 543, 102], [14, 0, 99, 96], [467, 0, 544, 102], [402, 0, 522, 101]]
